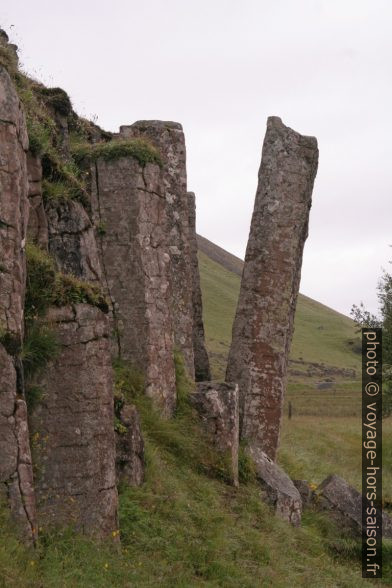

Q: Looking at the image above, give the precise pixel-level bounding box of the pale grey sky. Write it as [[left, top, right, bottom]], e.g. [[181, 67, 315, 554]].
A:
[[2, 0, 391, 316]]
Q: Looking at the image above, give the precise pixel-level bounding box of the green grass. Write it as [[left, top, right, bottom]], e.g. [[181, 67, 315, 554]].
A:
[[71, 137, 162, 167], [0, 383, 384, 587], [25, 243, 109, 319], [198, 250, 361, 380]]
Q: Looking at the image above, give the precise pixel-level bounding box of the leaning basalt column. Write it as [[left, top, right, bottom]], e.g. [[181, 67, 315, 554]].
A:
[[29, 304, 118, 538], [91, 156, 176, 416], [120, 121, 195, 380], [0, 65, 37, 542], [226, 117, 318, 460], [187, 192, 211, 381]]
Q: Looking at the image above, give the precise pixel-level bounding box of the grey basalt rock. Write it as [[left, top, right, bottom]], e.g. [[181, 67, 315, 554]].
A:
[[190, 382, 239, 486], [316, 474, 392, 539], [29, 304, 118, 539], [91, 155, 176, 416], [115, 404, 145, 487], [188, 192, 211, 382], [249, 446, 302, 526], [0, 345, 37, 542], [0, 65, 37, 543], [45, 198, 102, 283], [293, 479, 313, 505], [27, 152, 48, 250], [226, 116, 318, 460], [120, 121, 195, 380]]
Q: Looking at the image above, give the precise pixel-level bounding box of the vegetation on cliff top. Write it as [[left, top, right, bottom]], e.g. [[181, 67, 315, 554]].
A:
[[71, 137, 162, 168]]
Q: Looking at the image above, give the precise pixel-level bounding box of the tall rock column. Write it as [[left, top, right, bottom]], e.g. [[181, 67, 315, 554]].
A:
[[187, 192, 211, 381], [29, 304, 118, 538], [91, 155, 176, 416], [226, 117, 318, 460], [0, 65, 37, 542], [120, 121, 195, 380]]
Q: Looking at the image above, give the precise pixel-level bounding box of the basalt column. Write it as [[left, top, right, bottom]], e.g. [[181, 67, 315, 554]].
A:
[[91, 155, 176, 416], [120, 121, 195, 380], [0, 63, 37, 542], [187, 192, 211, 381], [29, 304, 118, 538], [226, 117, 318, 460]]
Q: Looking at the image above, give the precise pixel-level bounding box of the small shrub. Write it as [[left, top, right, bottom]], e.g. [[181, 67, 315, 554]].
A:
[[72, 138, 162, 168]]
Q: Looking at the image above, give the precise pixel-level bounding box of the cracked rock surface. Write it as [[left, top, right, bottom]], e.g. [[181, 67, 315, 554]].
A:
[[0, 65, 37, 543], [249, 446, 302, 527], [120, 121, 195, 380], [115, 403, 145, 487], [29, 304, 118, 538], [91, 156, 176, 416], [46, 198, 102, 283], [191, 382, 239, 486], [226, 117, 318, 460]]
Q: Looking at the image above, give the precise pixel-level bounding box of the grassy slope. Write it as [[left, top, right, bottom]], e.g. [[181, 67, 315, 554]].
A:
[[0, 247, 391, 586], [198, 249, 360, 376]]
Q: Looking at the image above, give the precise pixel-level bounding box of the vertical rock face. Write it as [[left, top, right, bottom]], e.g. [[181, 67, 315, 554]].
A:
[[187, 192, 211, 382], [0, 66, 29, 341], [115, 404, 145, 487], [27, 152, 48, 250], [0, 65, 37, 542], [190, 382, 239, 486], [0, 345, 37, 542], [45, 199, 102, 283], [226, 117, 318, 460], [29, 304, 118, 538], [120, 121, 195, 380], [91, 156, 176, 416]]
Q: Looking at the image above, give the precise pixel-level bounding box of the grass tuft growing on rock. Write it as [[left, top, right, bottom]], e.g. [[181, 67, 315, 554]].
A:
[[25, 243, 109, 320], [72, 138, 162, 167]]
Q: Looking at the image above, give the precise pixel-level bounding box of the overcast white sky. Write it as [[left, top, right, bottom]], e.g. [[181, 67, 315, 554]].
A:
[[1, 0, 391, 316]]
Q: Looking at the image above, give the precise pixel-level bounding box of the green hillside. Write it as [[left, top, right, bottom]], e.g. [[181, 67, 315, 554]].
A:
[[198, 249, 361, 417]]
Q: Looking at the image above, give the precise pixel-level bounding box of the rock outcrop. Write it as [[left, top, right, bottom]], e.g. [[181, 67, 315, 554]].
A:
[[190, 382, 239, 486], [27, 152, 48, 249], [120, 121, 195, 380], [91, 154, 176, 416], [0, 64, 37, 542], [29, 304, 118, 538], [115, 403, 145, 487], [316, 474, 392, 539], [187, 192, 211, 381], [226, 117, 318, 460], [249, 446, 302, 526], [46, 198, 102, 283]]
